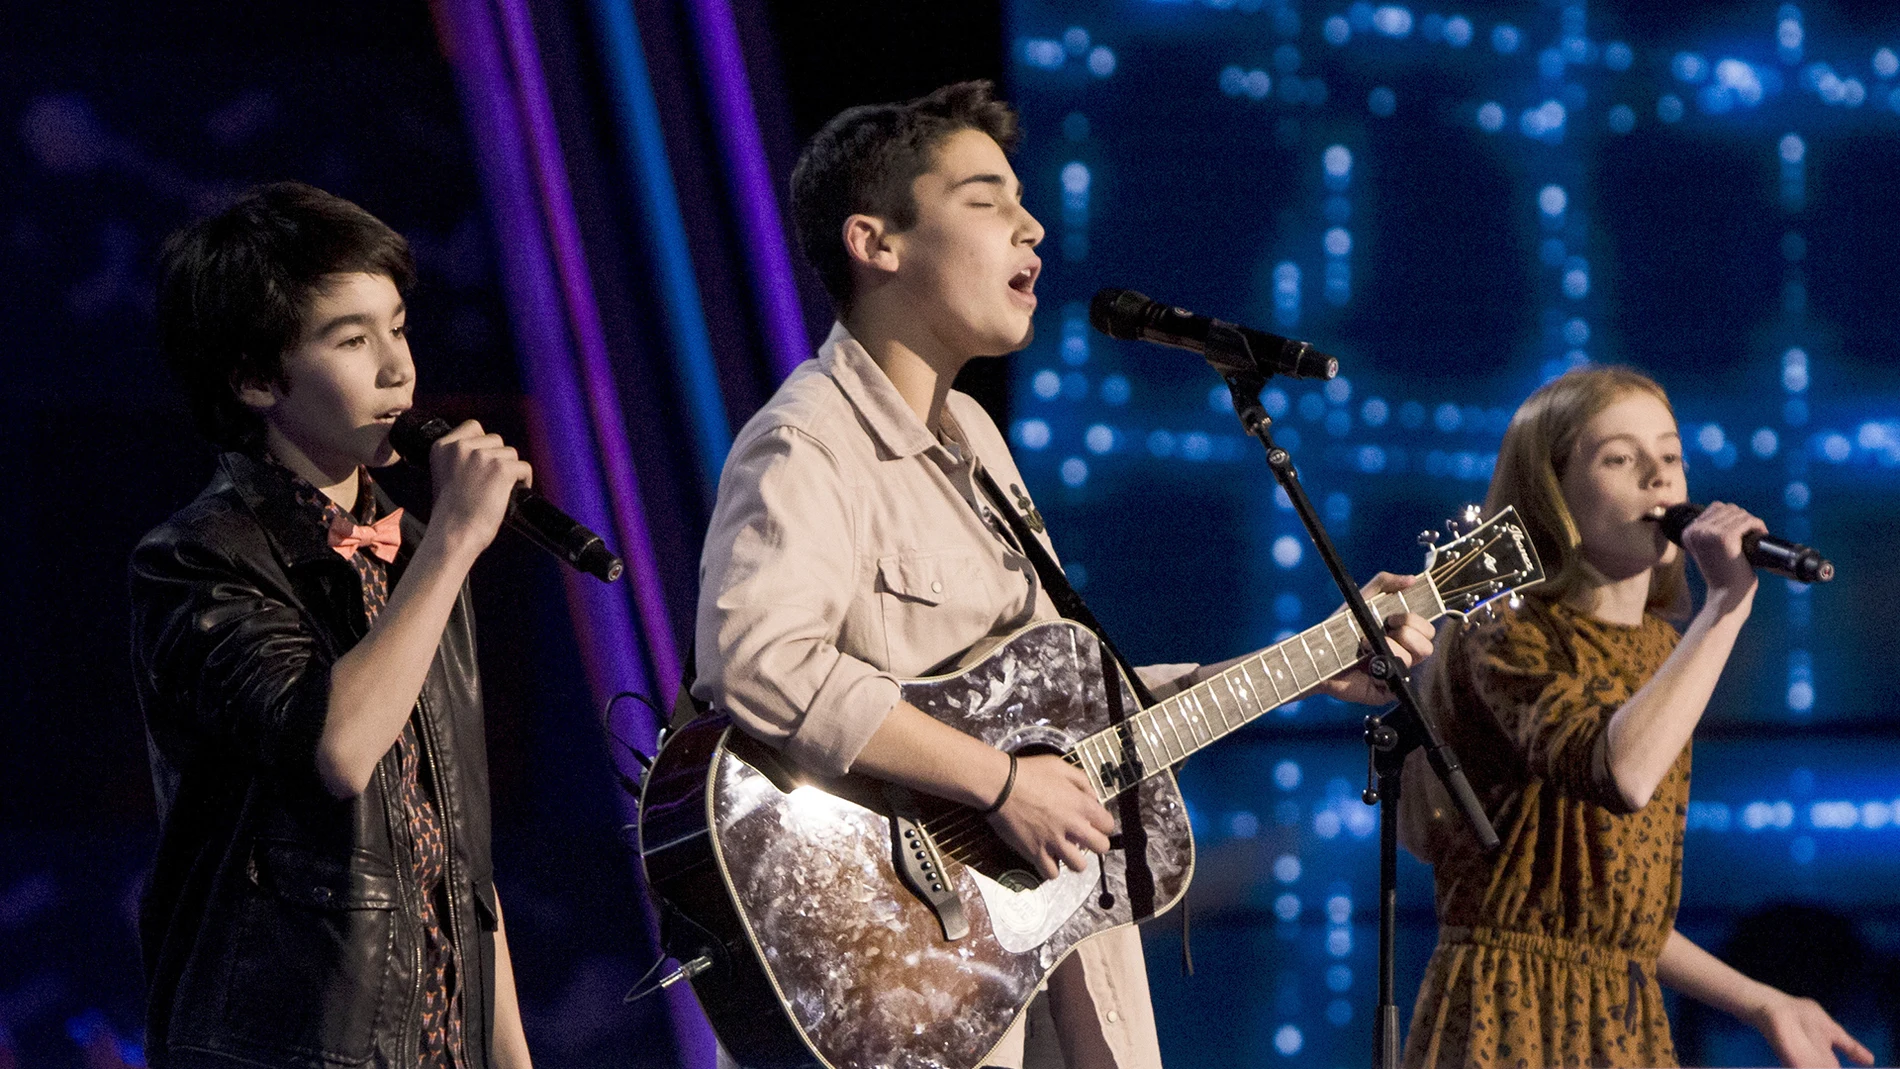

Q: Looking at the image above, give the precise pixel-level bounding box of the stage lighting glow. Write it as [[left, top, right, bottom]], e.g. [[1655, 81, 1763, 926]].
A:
[[1372, 6, 1412, 38], [1060, 457, 1089, 487], [1820, 433, 1851, 463], [1023, 38, 1066, 69], [1658, 94, 1684, 122], [1274, 760, 1303, 789], [1608, 104, 1636, 133], [1605, 41, 1634, 71], [1324, 16, 1350, 46], [1697, 424, 1725, 453], [1326, 894, 1353, 924], [1230, 810, 1261, 838], [1275, 1024, 1305, 1056], [1539, 185, 1568, 216], [1032, 369, 1061, 399], [1492, 23, 1520, 54], [1273, 854, 1302, 883], [1477, 101, 1505, 131], [1443, 17, 1471, 48], [1271, 536, 1303, 569], [1101, 373, 1130, 405], [1084, 424, 1113, 454], [1088, 46, 1117, 77], [1016, 419, 1052, 450], [1752, 428, 1779, 457], [1274, 893, 1301, 919], [1782, 347, 1808, 391], [1784, 481, 1810, 509], [1673, 52, 1710, 84]]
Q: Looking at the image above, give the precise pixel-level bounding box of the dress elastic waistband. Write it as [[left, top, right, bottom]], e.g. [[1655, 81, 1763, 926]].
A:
[[1439, 925, 1658, 971]]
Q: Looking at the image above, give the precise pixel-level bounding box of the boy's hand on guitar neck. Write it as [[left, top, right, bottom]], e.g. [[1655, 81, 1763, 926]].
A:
[[1314, 572, 1438, 706], [987, 754, 1115, 880]]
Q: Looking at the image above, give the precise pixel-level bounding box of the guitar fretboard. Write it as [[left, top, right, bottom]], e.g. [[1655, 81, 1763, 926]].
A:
[[1068, 581, 1445, 802]]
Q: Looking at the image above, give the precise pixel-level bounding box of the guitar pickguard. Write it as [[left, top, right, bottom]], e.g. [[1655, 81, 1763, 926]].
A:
[[968, 857, 1100, 955]]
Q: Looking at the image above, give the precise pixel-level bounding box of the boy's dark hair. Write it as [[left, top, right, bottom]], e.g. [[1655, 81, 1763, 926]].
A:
[[790, 80, 1020, 312], [157, 181, 416, 451]]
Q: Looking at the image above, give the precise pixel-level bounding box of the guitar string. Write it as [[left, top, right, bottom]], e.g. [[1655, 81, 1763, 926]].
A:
[[922, 528, 1529, 861]]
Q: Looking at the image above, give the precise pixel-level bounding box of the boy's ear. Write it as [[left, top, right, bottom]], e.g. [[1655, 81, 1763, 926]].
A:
[[841, 213, 899, 277], [231, 362, 281, 414]]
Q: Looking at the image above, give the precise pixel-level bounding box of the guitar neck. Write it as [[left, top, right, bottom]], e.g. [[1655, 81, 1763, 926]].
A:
[[1068, 579, 1447, 802]]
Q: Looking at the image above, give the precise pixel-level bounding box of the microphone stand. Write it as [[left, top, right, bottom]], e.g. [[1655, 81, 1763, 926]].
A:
[[1202, 329, 1499, 1069]]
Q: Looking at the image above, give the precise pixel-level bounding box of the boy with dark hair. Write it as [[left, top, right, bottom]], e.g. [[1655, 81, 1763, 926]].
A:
[[133, 181, 533, 1068], [696, 82, 1432, 1067]]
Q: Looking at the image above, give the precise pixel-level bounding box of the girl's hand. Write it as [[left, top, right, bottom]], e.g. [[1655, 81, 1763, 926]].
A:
[[1680, 501, 1765, 614], [1749, 990, 1874, 1068]]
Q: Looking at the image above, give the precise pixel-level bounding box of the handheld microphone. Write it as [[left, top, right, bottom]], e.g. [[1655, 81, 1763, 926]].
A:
[[1088, 288, 1338, 380], [1650, 503, 1834, 584], [391, 411, 625, 583]]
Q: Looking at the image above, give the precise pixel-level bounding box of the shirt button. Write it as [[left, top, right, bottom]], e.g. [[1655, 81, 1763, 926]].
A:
[[1106, 1010, 1120, 1024], [931, 581, 944, 594]]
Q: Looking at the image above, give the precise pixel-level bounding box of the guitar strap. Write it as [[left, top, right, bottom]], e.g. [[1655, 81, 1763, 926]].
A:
[[972, 467, 1156, 709], [973, 466, 1161, 924]]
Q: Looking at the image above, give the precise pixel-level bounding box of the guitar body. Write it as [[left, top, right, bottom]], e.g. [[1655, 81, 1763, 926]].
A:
[[639, 619, 1193, 1069], [640, 507, 1547, 1069]]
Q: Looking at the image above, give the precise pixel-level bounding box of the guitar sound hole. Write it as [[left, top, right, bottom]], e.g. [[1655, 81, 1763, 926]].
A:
[[997, 869, 1041, 893]]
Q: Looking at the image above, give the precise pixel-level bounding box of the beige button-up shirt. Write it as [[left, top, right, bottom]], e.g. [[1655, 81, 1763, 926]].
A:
[[695, 324, 1183, 1067]]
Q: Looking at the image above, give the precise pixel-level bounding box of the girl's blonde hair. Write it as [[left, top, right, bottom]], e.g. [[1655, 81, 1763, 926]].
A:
[[1486, 365, 1690, 617]]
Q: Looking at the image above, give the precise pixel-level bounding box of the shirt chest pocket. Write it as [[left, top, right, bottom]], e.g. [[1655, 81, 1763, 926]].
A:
[[875, 550, 1027, 675]]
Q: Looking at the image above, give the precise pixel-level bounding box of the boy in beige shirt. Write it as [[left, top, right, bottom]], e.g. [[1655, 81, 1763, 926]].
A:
[[694, 81, 1431, 1068]]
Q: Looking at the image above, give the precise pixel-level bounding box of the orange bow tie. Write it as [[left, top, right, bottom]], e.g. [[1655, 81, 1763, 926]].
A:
[[328, 508, 404, 562]]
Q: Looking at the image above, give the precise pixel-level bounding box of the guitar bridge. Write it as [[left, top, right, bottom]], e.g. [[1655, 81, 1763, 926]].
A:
[[882, 786, 968, 942]]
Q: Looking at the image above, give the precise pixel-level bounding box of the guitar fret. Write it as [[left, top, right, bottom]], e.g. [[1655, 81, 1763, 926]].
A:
[[1192, 681, 1226, 738], [1196, 687, 1228, 741], [1172, 698, 1199, 751], [1325, 614, 1356, 668], [1210, 673, 1242, 732], [1261, 648, 1298, 701], [1077, 737, 1109, 799], [1141, 717, 1168, 767], [1306, 625, 1342, 677], [1173, 696, 1203, 749], [1221, 671, 1253, 729], [1287, 637, 1321, 690], [1158, 708, 1186, 761], [1156, 704, 1187, 760], [1185, 691, 1215, 747]]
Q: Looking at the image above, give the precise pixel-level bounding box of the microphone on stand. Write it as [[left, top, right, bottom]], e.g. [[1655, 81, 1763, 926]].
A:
[[1088, 288, 1339, 380], [1647, 502, 1834, 583], [391, 410, 624, 583]]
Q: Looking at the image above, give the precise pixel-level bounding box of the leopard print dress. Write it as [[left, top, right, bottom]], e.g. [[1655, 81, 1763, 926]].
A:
[[1401, 597, 1686, 1069]]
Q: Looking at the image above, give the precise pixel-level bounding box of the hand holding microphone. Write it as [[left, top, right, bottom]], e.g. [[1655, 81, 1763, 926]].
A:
[[392, 411, 624, 583], [1646, 502, 1834, 584]]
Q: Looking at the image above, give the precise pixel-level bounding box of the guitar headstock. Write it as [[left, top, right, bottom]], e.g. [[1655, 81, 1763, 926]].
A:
[[1422, 505, 1547, 620]]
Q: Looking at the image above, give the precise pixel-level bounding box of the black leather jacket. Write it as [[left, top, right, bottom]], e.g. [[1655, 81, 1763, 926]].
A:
[[130, 452, 499, 1068]]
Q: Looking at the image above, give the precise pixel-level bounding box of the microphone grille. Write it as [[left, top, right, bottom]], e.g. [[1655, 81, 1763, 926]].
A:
[[1656, 503, 1703, 542], [389, 409, 454, 463], [1089, 288, 1154, 340]]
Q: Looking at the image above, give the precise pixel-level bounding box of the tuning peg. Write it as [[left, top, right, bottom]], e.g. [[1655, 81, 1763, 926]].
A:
[[1417, 529, 1441, 546], [1462, 504, 1483, 525]]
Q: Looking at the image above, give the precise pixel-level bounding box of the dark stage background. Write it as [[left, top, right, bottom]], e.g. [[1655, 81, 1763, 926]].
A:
[[5, 1, 1897, 1067]]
